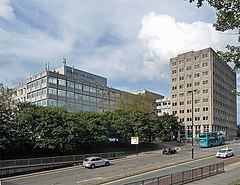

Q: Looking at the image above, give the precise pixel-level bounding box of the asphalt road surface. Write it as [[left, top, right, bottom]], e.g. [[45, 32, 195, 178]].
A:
[[1, 141, 239, 185]]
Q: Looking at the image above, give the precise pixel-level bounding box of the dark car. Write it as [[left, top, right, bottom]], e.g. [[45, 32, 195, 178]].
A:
[[162, 147, 177, 155]]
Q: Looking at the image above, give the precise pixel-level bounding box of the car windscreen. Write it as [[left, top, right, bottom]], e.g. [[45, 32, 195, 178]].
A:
[[218, 150, 227, 153], [84, 158, 90, 162]]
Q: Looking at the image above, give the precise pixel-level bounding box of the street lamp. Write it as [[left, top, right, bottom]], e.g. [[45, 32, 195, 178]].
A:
[[188, 89, 198, 159]]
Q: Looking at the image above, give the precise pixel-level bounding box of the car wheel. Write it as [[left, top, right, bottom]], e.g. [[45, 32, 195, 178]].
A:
[[90, 164, 95, 169], [105, 162, 110, 166]]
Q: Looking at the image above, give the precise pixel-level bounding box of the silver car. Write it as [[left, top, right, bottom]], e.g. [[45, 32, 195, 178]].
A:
[[83, 157, 110, 168], [216, 148, 234, 158]]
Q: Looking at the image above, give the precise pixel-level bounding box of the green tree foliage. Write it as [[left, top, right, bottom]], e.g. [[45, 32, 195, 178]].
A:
[[75, 111, 107, 144], [188, 0, 240, 72], [114, 93, 157, 143], [155, 113, 180, 140], [0, 84, 17, 153]]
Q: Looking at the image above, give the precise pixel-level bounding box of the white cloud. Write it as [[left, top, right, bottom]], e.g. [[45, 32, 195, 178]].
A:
[[0, 0, 15, 21], [136, 12, 238, 81]]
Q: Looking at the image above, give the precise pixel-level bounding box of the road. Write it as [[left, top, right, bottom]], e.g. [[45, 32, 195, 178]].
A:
[[1, 141, 239, 185]]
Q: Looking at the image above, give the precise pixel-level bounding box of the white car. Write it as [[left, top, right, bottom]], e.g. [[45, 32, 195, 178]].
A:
[[83, 157, 110, 168], [216, 148, 234, 158]]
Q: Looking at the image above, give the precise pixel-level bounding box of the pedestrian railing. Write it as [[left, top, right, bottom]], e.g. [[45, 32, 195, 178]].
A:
[[0, 151, 125, 169], [124, 162, 224, 185]]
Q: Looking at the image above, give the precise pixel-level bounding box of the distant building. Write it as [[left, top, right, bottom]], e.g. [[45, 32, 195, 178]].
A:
[[14, 62, 127, 112], [170, 47, 237, 140], [156, 98, 171, 116]]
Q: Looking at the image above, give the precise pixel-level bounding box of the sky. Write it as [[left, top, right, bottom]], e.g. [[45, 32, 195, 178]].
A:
[[0, 0, 239, 122]]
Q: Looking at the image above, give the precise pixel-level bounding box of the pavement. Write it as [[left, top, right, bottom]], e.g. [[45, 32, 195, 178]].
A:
[[186, 160, 240, 185]]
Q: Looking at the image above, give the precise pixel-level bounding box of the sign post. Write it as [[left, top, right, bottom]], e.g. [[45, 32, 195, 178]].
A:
[[131, 136, 139, 156]]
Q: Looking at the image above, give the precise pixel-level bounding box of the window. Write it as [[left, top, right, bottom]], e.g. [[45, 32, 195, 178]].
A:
[[48, 76, 57, 84], [179, 60, 183, 64], [67, 92, 74, 98], [203, 116, 208, 120], [186, 66, 192, 71], [194, 82, 200, 86], [195, 99, 200, 104], [83, 85, 89, 91], [187, 100, 192, 104], [179, 85, 184, 89], [195, 117, 200, 121], [187, 109, 192, 113], [202, 53, 208, 58], [75, 83, 82, 90], [203, 89, 208, 93], [58, 90, 66, 97], [202, 62, 208, 67], [194, 64, 200, 69], [179, 76, 184, 81], [172, 61, 177, 66], [49, 88, 57, 95], [195, 108, 200, 112], [203, 80, 208, 85], [75, 93, 82, 100], [83, 95, 89, 101], [186, 58, 192, 62], [180, 110, 184, 113], [58, 79, 66, 86], [90, 86, 97, 93], [172, 94, 177, 98], [203, 98, 208, 103], [187, 75, 192, 79], [194, 56, 199, 60], [172, 70, 177, 74], [180, 101, 184, 105], [194, 73, 200, 78], [42, 88, 47, 95], [90, 96, 97, 102], [179, 68, 184, 72], [202, 71, 208, 76], [67, 81, 74, 88], [172, 102, 177, 106], [97, 88, 103, 94], [172, 78, 177, 82], [187, 83, 192, 88], [48, 99, 57, 107], [41, 77, 47, 84], [179, 93, 184, 97], [172, 86, 177, 90], [203, 107, 209, 111]]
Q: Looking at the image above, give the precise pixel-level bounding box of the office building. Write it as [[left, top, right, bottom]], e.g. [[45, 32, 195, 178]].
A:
[[170, 48, 237, 140], [15, 62, 126, 112], [156, 98, 171, 116]]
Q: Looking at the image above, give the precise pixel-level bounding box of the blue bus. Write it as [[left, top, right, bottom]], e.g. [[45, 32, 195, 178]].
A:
[[198, 131, 225, 147]]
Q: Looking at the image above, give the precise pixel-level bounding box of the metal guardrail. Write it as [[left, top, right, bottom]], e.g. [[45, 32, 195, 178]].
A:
[[0, 152, 125, 169], [124, 162, 224, 185]]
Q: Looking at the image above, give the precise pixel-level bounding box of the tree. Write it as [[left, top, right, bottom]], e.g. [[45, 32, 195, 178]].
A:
[[0, 84, 17, 155], [114, 93, 157, 142], [188, 0, 240, 74], [155, 113, 180, 141]]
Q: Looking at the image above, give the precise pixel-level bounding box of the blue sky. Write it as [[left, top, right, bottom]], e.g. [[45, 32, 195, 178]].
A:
[[0, 0, 239, 122]]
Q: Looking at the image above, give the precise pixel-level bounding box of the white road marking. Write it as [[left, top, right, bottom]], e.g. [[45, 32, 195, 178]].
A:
[[77, 177, 103, 183]]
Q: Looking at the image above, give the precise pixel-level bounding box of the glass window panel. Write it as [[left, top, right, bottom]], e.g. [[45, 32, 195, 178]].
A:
[[49, 88, 57, 95], [48, 76, 57, 84], [83, 85, 89, 91]]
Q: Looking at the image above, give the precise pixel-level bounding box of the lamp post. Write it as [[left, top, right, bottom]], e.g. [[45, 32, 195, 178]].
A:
[[188, 89, 198, 159]]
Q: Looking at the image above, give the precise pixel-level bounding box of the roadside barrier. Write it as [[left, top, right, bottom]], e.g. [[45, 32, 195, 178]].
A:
[[124, 162, 224, 185], [0, 152, 125, 177]]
